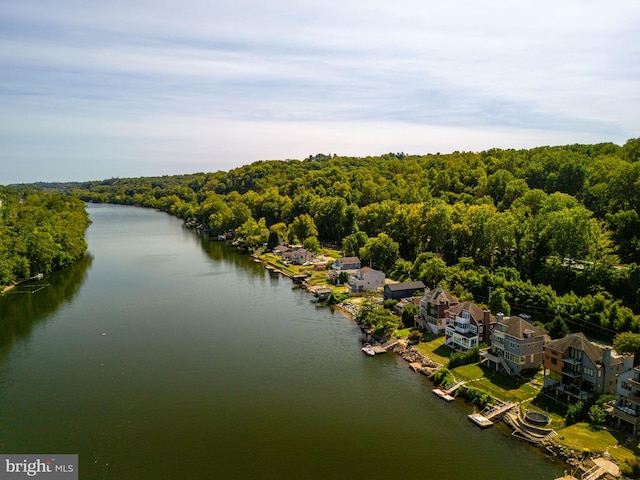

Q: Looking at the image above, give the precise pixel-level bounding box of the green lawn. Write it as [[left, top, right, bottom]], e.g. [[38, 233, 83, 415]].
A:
[[555, 423, 636, 462], [413, 336, 450, 365]]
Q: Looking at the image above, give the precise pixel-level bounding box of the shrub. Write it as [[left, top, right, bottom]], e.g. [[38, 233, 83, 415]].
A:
[[566, 399, 595, 426], [458, 386, 492, 407], [326, 292, 349, 305], [447, 346, 480, 368], [383, 299, 398, 310], [431, 367, 455, 388], [620, 459, 640, 478], [408, 330, 422, 345]]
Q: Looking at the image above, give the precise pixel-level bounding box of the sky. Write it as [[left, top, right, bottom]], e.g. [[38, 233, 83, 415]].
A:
[[1, 0, 639, 184]]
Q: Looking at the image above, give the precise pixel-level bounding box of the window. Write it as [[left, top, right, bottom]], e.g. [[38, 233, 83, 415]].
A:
[[551, 358, 557, 365]]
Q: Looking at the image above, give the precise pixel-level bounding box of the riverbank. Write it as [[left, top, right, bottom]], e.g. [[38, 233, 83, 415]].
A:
[[248, 247, 635, 477], [1, 273, 44, 295]]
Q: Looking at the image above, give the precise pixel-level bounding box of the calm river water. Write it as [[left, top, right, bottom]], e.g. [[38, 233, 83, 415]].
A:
[[0, 203, 563, 479]]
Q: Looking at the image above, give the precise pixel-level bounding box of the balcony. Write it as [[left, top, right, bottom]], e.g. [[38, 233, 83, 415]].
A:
[[563, 357, 582, 366], [562, 368, 582, 379], [630, 377, 640, 389], [613, 406, 640, 426], [554, 383, 590, 401]]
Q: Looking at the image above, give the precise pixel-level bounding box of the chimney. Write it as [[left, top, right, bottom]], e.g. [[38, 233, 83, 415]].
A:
[[496, 312, 504, 323], [602, 347, 612, 367], [482, 310, 492, 345]]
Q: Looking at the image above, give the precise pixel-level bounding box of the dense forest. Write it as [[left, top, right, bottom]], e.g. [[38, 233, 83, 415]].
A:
[[67, 138, 640, 338], [0, 187, 91, 288]]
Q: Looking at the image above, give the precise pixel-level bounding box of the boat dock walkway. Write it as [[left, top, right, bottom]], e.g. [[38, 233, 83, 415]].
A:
[[468, 401, 516, 428], [372, 341, 399, 354], [482, 401, 517, 420], [444, 381, 465, 395]]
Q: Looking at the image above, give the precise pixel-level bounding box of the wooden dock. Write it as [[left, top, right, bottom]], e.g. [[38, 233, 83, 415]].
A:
[[468, 401, 516, 428]]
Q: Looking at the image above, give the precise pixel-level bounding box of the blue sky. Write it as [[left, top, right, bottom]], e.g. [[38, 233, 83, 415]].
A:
[[1, 0, 638, 184]]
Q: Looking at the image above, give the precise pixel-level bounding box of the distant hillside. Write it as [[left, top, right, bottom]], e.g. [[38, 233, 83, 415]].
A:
[[47, 139, 640, 337]]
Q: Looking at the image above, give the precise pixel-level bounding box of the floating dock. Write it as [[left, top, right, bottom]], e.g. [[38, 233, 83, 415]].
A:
[[468, 413, 493, 428], [468, 402, 516, 428], [433, 388, 455, 402]]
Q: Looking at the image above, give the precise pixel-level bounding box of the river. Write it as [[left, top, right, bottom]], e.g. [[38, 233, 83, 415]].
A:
[[0, 203, 563, 479]]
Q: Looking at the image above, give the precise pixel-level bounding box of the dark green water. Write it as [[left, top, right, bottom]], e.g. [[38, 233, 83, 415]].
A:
[[0, 204, 563, 479]]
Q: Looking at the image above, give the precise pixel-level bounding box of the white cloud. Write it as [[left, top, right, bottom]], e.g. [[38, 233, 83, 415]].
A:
[[1, 0, 639, 184]]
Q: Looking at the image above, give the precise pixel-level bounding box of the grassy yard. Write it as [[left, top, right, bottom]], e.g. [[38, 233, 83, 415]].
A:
[[555, 423, 636, 463], [413, 336, 450, 365], [259, 252, 335, 287], [452, 363, 541, 403]]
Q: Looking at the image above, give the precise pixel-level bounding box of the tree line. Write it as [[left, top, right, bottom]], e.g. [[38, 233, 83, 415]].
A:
[[69, 138, 640, 337], [0, 187, 91, 288]]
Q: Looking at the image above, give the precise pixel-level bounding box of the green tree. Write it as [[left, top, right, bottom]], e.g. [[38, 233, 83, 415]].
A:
[[235, 217, 269, 251], [303, 236, 321, 253], [359, 233, 400, 272], [587, 404, 607, 431], [401, 303, 418, 328], [546, 315, 569, 339], [342, 231, 369, 258], [613, 332, 640, 366], [288, 214, 318, 244], [488, 287, 510, 315]]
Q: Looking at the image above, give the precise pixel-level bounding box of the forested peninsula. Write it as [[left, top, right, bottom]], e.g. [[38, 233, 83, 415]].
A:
[[0, 187, 91, 289], [61, 138, 640, 340]]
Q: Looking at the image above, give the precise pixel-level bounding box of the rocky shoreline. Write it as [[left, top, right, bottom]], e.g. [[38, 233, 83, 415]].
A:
[[334, 302, 613, 478], [257, 259, 620, 478]]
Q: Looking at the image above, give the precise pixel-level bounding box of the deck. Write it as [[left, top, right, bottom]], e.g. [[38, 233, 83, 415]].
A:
[[468, 413, 493, 428], [468, 401, 516, 428]]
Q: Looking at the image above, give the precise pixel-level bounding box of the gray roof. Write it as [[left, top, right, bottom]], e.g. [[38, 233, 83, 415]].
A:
[[446, 301, 494, 325], [545, 332, 603, 364], [386, 281, 426, 292], [337, 257, 360, 264], [428, 287, 457, 305], [500, 316, 547, 339]]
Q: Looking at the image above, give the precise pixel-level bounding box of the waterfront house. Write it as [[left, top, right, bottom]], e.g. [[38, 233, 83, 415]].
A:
[[393, 297, 422, 316], [444, 301, 495, 351], [282, 246, 314, 265], [481, 313, 549, 375], [612, 365, 640, 435], [383, 281, 427, 301], [273, 245, 290, 256], [417, 285, 458, 334], [348, 267, 385, 293], [328, 256, 361, 283], [543, 333, 632, 403], [332, 257, 361, 270]]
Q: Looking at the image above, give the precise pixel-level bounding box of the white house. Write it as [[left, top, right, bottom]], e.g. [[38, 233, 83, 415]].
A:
[[328, 256, 361, 283], [348, 267, 385, 293]]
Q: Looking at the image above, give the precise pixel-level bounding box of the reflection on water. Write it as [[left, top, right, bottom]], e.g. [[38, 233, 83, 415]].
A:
[[0, 254, 92, 349], [0, 204, 563, 479]]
